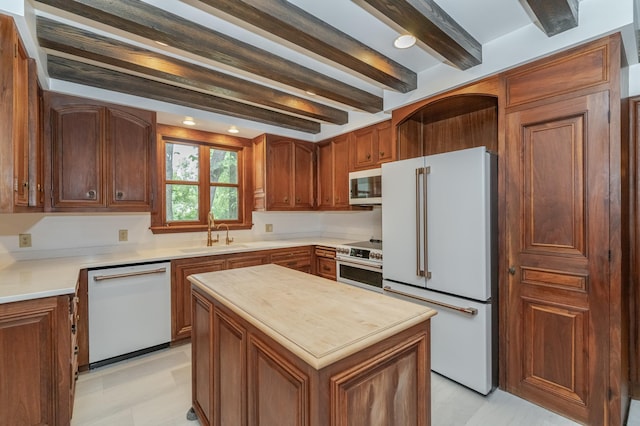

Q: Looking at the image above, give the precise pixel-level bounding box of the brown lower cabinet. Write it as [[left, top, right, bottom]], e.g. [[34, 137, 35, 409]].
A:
[[191, 285, 431, 426], [0, 294, 76, 426], [315, 245, 336, 280], [171, 246, 313, 343]]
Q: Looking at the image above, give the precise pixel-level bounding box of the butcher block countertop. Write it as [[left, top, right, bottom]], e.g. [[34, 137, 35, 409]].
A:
[[188, 264, 437, 369]]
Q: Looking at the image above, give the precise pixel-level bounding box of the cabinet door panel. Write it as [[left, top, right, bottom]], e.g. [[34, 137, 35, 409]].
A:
[[333, 135, 350, 208], [191, 291, 213, 426], [248, 336, 309, 426], [352, 127, 375, 170], [266, 140, 292, 209], [375, 121, 394, 164], [293, 142, 314, 209], [51, 106, 104, 208], [505, 92, 610, 424], [12, 42, 29, 207], [317, 142, 333, 209], [172, 257, 226, 342], [0, 296, 71, 426], [108, 109, 152, 209], [214, 309, 246, 426]]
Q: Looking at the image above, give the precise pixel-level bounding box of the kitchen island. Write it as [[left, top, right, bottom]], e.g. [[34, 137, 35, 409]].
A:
[[188, 264, 437, 426]]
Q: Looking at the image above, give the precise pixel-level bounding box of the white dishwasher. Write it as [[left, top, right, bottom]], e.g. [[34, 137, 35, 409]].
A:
[[88, 261, 171, 368]]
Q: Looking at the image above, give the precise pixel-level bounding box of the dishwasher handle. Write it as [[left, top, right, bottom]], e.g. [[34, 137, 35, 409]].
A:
[[92, 267, 167, 282]]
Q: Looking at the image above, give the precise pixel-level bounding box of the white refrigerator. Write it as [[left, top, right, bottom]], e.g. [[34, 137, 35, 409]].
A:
[[381, 146, 497, 395]]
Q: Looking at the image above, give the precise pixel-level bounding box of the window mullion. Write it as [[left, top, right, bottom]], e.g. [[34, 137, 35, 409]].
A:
[[201, 144, 211, 223]]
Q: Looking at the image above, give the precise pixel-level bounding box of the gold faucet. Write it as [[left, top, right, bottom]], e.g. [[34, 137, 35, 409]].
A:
[[216, 223, 234, 245], [207, 211, 219, 246]]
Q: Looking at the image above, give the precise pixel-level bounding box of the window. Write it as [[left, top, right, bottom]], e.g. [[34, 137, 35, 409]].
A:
[[151, 125, 252, 233]]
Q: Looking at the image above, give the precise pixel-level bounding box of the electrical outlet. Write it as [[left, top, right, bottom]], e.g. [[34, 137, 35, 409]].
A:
[[118, 229, 128, 242], [265, 224, 273, 233], [18, 233, 32, 248]]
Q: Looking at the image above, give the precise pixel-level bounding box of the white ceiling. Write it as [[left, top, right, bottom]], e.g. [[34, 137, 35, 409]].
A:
[[3, 0, 637, 141]]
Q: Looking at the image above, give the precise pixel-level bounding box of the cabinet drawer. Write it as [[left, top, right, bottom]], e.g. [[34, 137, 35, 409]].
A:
[[317, 257, 336, 280], [314, 246, 336, 259], [227, 253, 269, 269], [270, 247, 312, 272]]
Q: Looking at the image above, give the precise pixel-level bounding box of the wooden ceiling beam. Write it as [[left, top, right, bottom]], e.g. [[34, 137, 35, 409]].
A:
[[186, 0, 417, 93], [523, 0, 579, 37], [36, 0, 383, 113], [46, 55, 321, 134], [352, 0, 482, 70], [37, 17, 348, 125]]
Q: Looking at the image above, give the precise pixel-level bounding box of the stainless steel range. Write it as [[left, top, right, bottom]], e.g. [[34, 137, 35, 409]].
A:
[[335, 239, 383, 292]]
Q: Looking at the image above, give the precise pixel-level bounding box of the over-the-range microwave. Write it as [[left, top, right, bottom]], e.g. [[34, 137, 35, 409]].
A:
[[349, 168, 382, 205]]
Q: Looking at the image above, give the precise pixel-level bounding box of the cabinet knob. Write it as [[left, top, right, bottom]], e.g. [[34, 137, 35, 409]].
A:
[[379, 151, 385, 157], [116, 191, 124, 200], [366, 153, 371, 160], [284, 196, 288, 202], [86, 190, 96, 199], [296, 197, 300, 202], [508, 266, 516, 275]]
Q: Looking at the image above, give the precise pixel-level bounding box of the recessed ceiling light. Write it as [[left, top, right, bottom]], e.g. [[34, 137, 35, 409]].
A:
[[155, 40, 169, 47], [228, 126, 239, 134], [394, 34, 416, 49], [182, 117, 195, 126]]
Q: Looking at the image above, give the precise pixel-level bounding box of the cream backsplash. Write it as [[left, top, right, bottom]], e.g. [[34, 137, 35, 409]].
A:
[[0, 209, 381, 259]]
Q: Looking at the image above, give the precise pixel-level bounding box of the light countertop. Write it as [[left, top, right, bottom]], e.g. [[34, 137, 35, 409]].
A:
[[189, 264, 436, 369], [0, 237, 350, 304]]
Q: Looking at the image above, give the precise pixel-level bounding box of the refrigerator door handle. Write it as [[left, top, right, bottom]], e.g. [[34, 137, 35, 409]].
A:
[[383, 286, 477, 316], [416, 166, 432, 279], [415, 168, 423, 277]]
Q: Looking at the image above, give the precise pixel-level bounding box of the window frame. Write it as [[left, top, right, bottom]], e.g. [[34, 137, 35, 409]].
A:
[[151, 124, 253, 234]]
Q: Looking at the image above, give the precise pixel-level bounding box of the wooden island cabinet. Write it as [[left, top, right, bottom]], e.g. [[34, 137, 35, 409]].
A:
[[189, 264, 435, 426]]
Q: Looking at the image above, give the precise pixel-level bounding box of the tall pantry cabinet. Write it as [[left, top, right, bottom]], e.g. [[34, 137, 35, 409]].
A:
[[0, 14, 42, 212], [502, 34, 627, 425], [390, 33, 628, 426]]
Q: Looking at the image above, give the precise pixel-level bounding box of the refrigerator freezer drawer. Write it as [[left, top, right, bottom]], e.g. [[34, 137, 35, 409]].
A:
[[383, 281, 496, 395]]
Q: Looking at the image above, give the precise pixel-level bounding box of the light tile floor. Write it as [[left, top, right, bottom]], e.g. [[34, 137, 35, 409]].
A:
[[71, 344, 640, 426]]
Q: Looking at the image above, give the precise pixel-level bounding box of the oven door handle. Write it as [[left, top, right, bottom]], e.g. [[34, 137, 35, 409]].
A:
[[336, 259, 383, 270]]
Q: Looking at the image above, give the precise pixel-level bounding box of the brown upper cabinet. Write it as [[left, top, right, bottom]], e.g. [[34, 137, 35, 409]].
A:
[[0, 15, 42, 213], [43, 92, 155, 212], [351, 120, 394, 170], [253, 134, 315, 211], [395, 93, 498, 159], [316, 133, 351, 210]]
